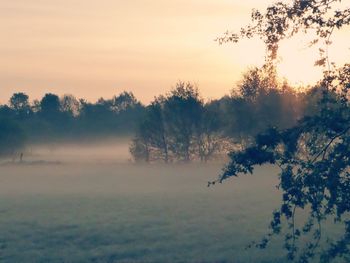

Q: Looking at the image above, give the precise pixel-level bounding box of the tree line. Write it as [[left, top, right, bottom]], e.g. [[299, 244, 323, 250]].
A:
[[0, 91, 143, 156], [0, 67, 330, 159], [131, 67, 328, 163]]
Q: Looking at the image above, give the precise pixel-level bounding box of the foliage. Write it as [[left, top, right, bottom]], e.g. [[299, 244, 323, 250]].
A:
[[130, 82, 223, 163], [227, 67, 301, 139], [128, 73, 313, 163], [39, 93, 61, 119], [218, 0, 350, 63], [213, 0, 350, 262], [163, 82, 203, 162], [210, 69, 350, 261], [0, 118, 25, 156], [9, 92, 32, 119], [0, 91, 145, 151], [0, 79, 341, 163]]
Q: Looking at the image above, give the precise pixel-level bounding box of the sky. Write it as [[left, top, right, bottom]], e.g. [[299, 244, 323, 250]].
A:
[[0, 0, 349, 104]]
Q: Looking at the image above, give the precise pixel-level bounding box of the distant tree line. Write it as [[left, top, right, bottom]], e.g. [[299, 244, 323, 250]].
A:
[[0, 91, 144, 157], [130, 67, 328, 163], [0, 67, 327, 159]]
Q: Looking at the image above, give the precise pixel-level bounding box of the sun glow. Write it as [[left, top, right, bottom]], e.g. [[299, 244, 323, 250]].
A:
[[278, 30, 350, 87], [277, 37, 323, 87], [0, 0, 348, 102]]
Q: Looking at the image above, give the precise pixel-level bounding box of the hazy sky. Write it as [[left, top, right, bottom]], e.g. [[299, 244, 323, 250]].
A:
[[0, 0, 349, 103]]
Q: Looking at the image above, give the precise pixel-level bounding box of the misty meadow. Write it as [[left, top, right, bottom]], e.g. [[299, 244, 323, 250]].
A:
[[1, 0, 350, 262]]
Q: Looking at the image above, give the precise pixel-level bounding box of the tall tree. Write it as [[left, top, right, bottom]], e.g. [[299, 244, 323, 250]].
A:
[[130, 82, 227, 163], [196, 103, 223, 162], [163, 82, 203, 162], [130, 97, 169, 163], [212, 1, 350, 262]]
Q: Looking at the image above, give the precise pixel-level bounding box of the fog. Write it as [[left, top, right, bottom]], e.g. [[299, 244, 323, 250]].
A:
[[17, 139, 132, 165], [0, 142, 330, 262]]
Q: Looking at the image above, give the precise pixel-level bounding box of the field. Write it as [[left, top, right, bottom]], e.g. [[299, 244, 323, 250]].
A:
[[0, 143, 305, 262]]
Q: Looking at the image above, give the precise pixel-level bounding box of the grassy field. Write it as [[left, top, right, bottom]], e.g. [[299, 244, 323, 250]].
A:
[[0, 159, 294, 263]]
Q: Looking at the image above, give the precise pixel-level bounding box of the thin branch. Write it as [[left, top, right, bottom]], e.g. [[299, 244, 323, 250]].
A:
[[311, 126, 350, 163], [292, 205, 297, 257]]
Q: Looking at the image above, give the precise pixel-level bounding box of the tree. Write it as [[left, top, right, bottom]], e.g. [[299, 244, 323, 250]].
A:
[[9, 92, 31, 118], [196, 103, 223, 162], [78, 99, 115, 136], [163, 82, 203, 162], [0, 119, 25, 157], [212, 1, 350, 262], [218, 0, 350, 65], [226, 67, 300, 141], [60, 94, 80, 117], [111, 91, 140, 113], [130, 82, 227, 163], [130, 97, 170, 163], [130, 82, 203, 163], [39, 93, 61, 119], [78, 92, 144, 137]]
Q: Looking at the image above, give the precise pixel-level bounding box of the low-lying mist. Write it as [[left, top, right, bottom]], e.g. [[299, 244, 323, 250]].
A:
[[2, 138, 132, 166], [1, 141, 339, 263]]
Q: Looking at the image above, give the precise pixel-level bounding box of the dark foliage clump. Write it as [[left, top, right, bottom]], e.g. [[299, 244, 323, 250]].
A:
[[211, 0, 350, 261]]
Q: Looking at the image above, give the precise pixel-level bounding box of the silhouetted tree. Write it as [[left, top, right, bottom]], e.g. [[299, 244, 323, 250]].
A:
[[196, 103, 224, 162], [135, 97, 170, 162], [111, 91, 140, 113], [130, 83, 200, 163], [78, 91, 144, 137], [9, 92, 31, 118], [39, 93, 61, 119], [163, 82, 203, 162], [212, 0, 350, 262], [130, 82, 231, 163], [224, 68, 301, 142]]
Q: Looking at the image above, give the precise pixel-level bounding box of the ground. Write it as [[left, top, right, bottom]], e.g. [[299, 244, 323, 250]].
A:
[[0, 143, 329, 262]]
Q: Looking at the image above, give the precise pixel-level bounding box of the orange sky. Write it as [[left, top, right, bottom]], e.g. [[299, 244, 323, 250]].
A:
[[0, 0, 349, 104]]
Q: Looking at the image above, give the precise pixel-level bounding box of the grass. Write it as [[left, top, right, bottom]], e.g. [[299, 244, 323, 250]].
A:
[[0, 163, 291, 262]]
